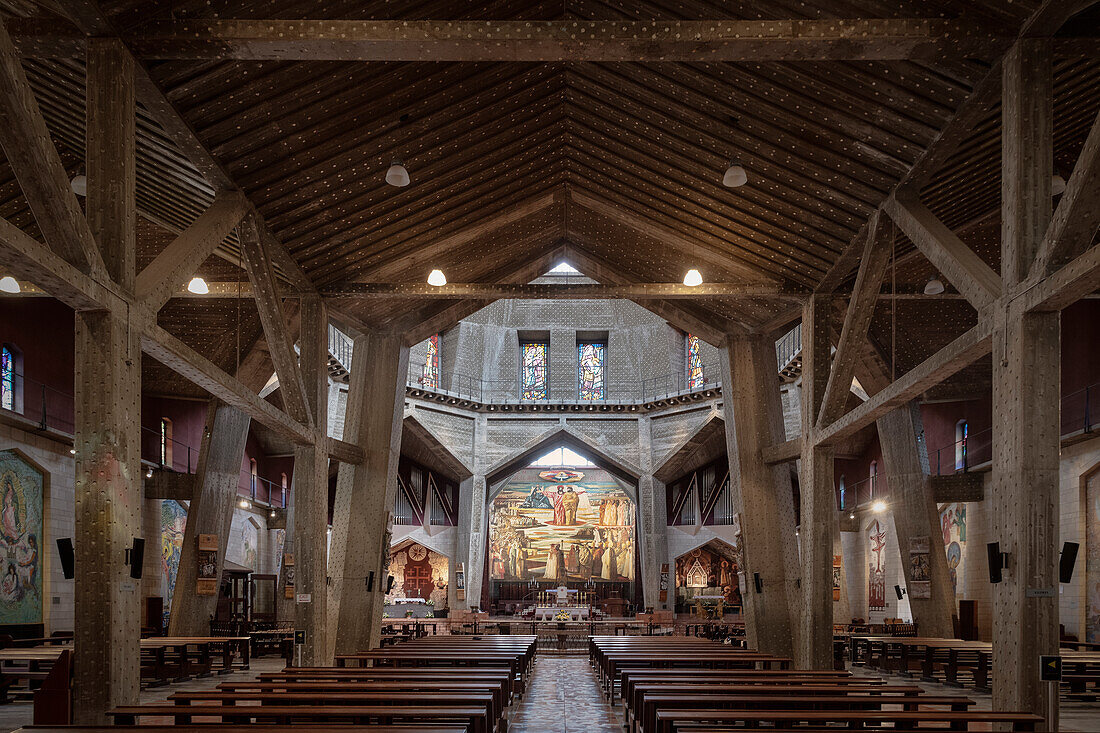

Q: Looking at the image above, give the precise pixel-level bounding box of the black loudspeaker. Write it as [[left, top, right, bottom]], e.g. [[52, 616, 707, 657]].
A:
[[386, 575, 395, 593], [366, 571, 374, 591], [1060, 542, 1079, 583], [753, 573, 762, 593], [56, 538, 74, 579], [894, 585, 905, 600], [987, 542, 1004, 584], [128, 538, 145, 579]]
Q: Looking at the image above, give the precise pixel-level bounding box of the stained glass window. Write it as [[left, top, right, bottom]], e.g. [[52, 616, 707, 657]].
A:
[[0, 346, 12, 411], [423, 334, 440, 389], [160, 418, 171, 466], [686, 334, 704, 389], [520, 341, 549, 400], [578, 342, 606, 400]]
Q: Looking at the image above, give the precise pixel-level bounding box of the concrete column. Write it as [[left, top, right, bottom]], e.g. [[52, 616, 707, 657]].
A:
[[637, 415, 667, 610], [722, 337, 801, 657], [877, 403, 955, 637], [293, 295, 330, 663], [797, 296, 835, 669], [73, 312, 141, 722], [73, 39, 139, 723], [464, 413, 489, 610], [454, 475, 475, 611], [328, 331, 409, 655], [169, 403, 250, 635], [140, 498, 164, 626], [992, 38, 1059, 728]]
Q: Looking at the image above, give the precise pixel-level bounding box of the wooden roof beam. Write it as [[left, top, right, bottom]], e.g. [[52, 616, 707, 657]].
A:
[[817, 323, 993, 446], [0, 19, 105, 277], [135, 189, 249, 310], [1031, 106, 1100, 277], [884, 192, 1002, 310], [0, 214, 107, 311], [59, 19, 1011, 62], [324, 282, 805, 299], [816, 212, 893, 429], [238, 212, 313, 428]]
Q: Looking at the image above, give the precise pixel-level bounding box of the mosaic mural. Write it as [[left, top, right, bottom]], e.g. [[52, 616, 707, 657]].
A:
[[384, 543, 449, 607], [940, 503, 967, 595], [674, 544, 740, 605], [160, 500, 187, 624], [868, 519, 887, 612], [489, 467, 636, 583], [0, 451, 42, 625]]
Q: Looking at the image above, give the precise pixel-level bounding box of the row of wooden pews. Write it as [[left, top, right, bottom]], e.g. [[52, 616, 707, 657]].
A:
[[591, 635, 1045, 731], [850, 634, 1100, 699], [98, 635, 537, 733]]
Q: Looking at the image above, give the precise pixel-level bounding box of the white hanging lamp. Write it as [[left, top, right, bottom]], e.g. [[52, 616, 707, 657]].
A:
[[683, 268, 703, 287], [722, 161, 748, 188], [187, 277, 210, 294], [427, 269, 447, 287], [0, 276, 20, 294], [386, 160, 410, 187]]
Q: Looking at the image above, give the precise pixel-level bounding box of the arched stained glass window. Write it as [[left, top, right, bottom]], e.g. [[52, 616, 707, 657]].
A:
[[160, 418, 173, 466], [578, 341, 606, 400], [423, 333, 440, 389], [520, 341, 549, 400], [0, 346, 13, 411], [686, 334, 704, 389]]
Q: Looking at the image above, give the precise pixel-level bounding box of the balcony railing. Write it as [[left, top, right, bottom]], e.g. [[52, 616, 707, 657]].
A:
[[406, 362, 720, 404]]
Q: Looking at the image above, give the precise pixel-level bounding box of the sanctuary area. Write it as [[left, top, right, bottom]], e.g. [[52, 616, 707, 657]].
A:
[[0, 1, 1098, 731]]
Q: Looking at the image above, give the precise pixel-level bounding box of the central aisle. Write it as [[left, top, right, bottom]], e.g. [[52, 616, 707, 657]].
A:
[[510, 655, 623, 733]]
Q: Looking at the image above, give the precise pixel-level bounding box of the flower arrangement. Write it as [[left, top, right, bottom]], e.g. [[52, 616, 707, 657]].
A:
[[554, 609, 571, 621], [426, 598, 435, 605], [425, 611, 434, 618]]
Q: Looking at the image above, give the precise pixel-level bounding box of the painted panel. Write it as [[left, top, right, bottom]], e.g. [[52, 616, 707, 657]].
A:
[[0, 450, 43, 625], [160, 500, 187, 624], [868, 519, 887, 612]]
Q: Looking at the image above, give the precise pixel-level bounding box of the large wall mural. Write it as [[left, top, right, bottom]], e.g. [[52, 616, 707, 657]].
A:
[[384, 543, 449, 607], [489, 466, 636, 583], [674, 544, 740, 606], [940, 503, 967, 595], [0, 450, 42, 625], [868, 519, 887, 612], [160, 500, 187, 622]]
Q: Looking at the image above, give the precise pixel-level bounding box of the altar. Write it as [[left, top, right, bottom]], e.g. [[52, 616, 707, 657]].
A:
[[533, 586, 592, 621]]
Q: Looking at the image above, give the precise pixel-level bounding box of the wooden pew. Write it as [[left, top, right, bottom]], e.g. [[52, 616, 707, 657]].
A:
[[257, 668, 517, 703], [21, 726, 466, 733], [109, 704, 490, 733], [652, 708, 1044, 732]]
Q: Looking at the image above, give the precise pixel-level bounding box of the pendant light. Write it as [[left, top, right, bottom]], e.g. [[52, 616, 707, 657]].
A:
[[722, 161, 748, 188], [427, 269, 447, 287], [187, 277, 210, 294], [1051, 173, 1067, 196], [0, 276, 20, 294], [386, 160, 410, 187], [70, 174, 87, 197], [923, 277, 945, 295], [683, 268, 703, 287]]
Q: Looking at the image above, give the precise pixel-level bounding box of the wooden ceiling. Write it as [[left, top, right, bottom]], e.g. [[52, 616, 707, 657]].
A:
[[1, 0, 1098, 395]]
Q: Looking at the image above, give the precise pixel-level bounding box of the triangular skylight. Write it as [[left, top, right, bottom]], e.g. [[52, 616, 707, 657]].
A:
[[547, 262, 580, 274], [529, 446, 596, 468]]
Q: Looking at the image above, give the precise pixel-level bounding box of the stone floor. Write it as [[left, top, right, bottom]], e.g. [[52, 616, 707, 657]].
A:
[[0, 653, 1097, 732]]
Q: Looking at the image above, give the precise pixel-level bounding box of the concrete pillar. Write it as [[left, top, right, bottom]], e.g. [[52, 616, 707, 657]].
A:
[[722, 337, 801, 657], [464, 413, 489, 610], [797, 296, 835, 669], [992, 38, 1059, 728], [169, 403, 250, 635], [73, 312, 141, 722], [877, 403, 956, 637], [73, 39, 139, 723], [637, 415, 668, 610], [293, 295, 330, 663], [328, 331, 409, 655], [140, 498, 165, 627]]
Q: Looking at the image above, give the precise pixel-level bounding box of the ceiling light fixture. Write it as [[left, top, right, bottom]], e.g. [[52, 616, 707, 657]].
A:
[[683, 268, 703, 287], [270, 510, 276, 518], [386, 160, 410, 187], [70, 174, 87, 197], [1051, 173, 1067, 196], [239, 499, 251, 509], [427, 269, 447, 287], [722, 161, 748, 188], [872, 500, 887, 514], [187, 277, 209, 294], [0, 276, 20, 294], [923, 277, 945, 295], [849, 513, 855, 520]]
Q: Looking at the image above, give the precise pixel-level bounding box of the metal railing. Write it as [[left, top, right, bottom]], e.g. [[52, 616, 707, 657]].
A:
[[775, 324, 801, 372], [328, 323, 354, 373], [1, 369, 75, 434], [244, 474, 287, 509], [406, 362, 720, 404], [140, 425, 197, 474]]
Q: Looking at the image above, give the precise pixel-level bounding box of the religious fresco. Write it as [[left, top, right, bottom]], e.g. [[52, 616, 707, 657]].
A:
[[242, 520, 259, 570], [160, 500, 187, 621], [0, 451, 42, 625], [489, 466, 636, 583], [384, 543, 449, 607], [940, 503, 967, 595], [674, 545, 740, 605], [1087, 471, 1100, 643], [868, 519, 887, 611]]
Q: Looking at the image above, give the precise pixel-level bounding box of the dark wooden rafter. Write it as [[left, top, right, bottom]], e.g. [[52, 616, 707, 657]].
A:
[[237, 212, 313, 428], [326, 282, 805, 299], [134, 188, 248, 309], [0, 19, 105, 276], [815, 211, 893, 429]]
